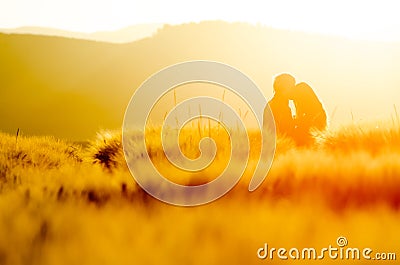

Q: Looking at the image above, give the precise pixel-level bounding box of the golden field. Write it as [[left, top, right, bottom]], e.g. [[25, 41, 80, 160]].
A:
[[0, 121, 399, 265]]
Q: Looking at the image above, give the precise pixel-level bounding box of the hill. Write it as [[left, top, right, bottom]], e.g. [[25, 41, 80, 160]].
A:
[[1, 21, 400, 140], [0, 24, 162, 43]]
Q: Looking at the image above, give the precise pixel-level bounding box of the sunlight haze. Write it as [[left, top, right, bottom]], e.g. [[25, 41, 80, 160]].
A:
[[1, 0, 400, 41]]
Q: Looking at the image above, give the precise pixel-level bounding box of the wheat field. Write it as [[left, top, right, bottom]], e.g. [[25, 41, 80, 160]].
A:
[[0, 121, 399, 265]]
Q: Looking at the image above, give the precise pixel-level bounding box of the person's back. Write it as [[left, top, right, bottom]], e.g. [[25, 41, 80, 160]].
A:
[[267, 96, 294, 136], [293, 82, 327, 144]]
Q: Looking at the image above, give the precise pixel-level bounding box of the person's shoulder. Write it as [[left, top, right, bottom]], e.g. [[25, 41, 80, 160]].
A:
[[268, 97, 289, 107], [268, 96, 280, 105], [268, 98, 279, 109]]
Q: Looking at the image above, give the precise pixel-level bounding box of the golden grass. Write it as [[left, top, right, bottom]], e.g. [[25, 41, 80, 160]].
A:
[[0, 121, 399, 265]]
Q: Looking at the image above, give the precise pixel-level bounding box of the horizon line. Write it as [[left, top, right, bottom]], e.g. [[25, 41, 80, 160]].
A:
[[1, 20, 400, 44]]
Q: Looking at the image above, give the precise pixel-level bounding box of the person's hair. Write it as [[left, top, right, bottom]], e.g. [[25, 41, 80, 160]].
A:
[[293, 82, 319, 104], [273, 73, 295, 94], [293, 82, 324, 115]]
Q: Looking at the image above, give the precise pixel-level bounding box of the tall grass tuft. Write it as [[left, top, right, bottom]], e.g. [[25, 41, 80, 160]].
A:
[[88, 130, 124, 171], [316, 120, 400, 154]]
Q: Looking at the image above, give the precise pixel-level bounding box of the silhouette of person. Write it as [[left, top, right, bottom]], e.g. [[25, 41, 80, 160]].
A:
[[264, 73, 295, 137], [292, 82, 327, 145]]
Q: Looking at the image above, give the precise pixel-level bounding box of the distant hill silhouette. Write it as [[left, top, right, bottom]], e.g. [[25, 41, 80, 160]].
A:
[[1, 21, 399, 140], [0, 24, 162, 43]]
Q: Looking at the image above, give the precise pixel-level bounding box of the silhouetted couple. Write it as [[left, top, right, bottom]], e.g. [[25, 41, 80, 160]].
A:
[[265, 73, 327, 145]]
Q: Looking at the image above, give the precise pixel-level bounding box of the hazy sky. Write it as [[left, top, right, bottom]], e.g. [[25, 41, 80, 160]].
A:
[[1, 0, 400, 41]]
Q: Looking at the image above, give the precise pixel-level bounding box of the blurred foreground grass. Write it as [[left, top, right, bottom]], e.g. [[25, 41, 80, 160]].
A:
[[0, 121, 399, 265]]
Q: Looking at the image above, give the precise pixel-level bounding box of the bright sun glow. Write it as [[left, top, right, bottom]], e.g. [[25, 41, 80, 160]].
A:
[[1, 0, 400, 41]]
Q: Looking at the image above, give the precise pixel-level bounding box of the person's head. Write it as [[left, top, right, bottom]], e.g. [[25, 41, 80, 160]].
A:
[[293, 82, 325, 117], [292, 82, 318, 105], [273, 73, 295, 98]]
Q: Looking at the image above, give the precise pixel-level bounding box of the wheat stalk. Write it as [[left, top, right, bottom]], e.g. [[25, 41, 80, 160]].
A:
[[15, 128, 20, 147], [394, 104, 399, 126], [198, 104, 202, 137]]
